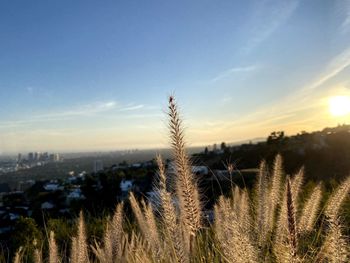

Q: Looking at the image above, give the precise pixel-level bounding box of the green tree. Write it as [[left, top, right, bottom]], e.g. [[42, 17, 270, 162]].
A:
[[11, 217, 42, 262]]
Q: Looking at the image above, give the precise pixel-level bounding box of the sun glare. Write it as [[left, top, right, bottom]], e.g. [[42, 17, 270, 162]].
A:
[[329, 96, 350, 117]]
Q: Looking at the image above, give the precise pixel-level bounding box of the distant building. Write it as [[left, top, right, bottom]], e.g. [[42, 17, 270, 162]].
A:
[[94, 160, 103, 173], [41, 202, 55, 210], [192, 166, 209, 175], [53, 153, 60, 162], [43, 182, 61, 191], [67, 188, 85, 203], [17, 153, 22, 163], [34, 152, 41, 161], [131, 163, 142, 168], [28, 152, 34, 162], [49, 153, 60, 162], [120, 179, 133, 192], [42, 152, 49, 161]]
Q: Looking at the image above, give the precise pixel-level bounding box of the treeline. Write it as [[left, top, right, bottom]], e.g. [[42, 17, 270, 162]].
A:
[[196, 124, 350, 183]]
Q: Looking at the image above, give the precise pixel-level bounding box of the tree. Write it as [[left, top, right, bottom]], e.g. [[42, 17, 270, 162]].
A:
[[267, 131, 285, 144], [220, 142, 227, 150], [11, 217, 42, 261]]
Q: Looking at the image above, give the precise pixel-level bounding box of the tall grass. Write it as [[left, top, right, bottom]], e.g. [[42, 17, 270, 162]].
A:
[[14, 97, 350, 263]]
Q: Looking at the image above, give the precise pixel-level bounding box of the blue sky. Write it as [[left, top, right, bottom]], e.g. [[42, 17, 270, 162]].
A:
[[1, 0, 350, 153]]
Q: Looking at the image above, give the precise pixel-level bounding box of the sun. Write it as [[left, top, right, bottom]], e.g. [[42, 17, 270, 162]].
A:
[[329, 96, 350, 117]]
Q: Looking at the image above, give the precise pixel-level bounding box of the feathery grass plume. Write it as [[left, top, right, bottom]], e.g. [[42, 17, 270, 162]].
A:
[[318, 219, 349, 263], [109, 202, 124, 260], [70, 211, 89, 263], [255, 160, 269, 244], [127, 232, 153, 263], [104, 222, 113, 263], [49, 231, 59, 263], [214, 197, 233, 261], [168, 96, 201, 237], [92, 222, 114, 263], [275, 179, 290, 252], [239, 189, 252, 233], [232, 185, 241, 214], [275, 178, 300, 263], [291, 167, 304, 213], [267, 154, 284, 233], [33, 250, 42, 263], [325, 175, 350, 222], [33, 239, 42, 263], [13, 247, 23, 263], [142, 200, 161, 256], [130, 192, 161, 259], [275, 168, 303, 244], [156, 155, 189, 263], [215, 196, 258, 263], [129, 192, 148, 237], [298, 183, 323, 232], [70, 237, 78, 263], [286, 178, 298, 259]]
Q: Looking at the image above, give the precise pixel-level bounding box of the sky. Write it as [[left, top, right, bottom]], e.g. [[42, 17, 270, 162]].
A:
[[1, 0, 350, 154]]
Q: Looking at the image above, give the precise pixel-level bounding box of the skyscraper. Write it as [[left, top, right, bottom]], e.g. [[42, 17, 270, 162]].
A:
[[28, 152, 34, 162], [94, 160, 103, 173], [17, 153, 22, 163]]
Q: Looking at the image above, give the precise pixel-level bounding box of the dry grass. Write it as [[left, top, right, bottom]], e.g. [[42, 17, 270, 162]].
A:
[[13, 96, 350, 263]]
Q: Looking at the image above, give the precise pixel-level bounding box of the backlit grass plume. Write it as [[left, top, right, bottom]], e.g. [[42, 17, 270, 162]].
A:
[[168, 96, 202, 239]]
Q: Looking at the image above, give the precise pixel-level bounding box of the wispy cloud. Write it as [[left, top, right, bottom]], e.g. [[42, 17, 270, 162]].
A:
[[191, 45, 350, 144], [0, 101, 149, 130], [34, 101, 117, 119], [307, 47, 350, 90], [243, 0, 299, 53], [211, 65, 257, 82], [340, 0, 350, 34], [119, 104, 144, 111]]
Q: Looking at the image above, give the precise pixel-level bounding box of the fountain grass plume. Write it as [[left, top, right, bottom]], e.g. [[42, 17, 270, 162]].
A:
[[49, 231, 59, 263], [168, 96, 202, 240], [299, 183, 323, 232], [256, 160, 269, 244], [156, 154, 189, 263], [70, 211, 89, 263], [325, 176, 350, 222]]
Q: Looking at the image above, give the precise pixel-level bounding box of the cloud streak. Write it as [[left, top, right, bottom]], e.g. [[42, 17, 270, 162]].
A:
[[191, 44, 350, 144], [0, 101, 148, 130], [340, 0, 350, 34], [307, 47, 350, 90], [211, 65, 257, 82], [243, 0, 299, 53]]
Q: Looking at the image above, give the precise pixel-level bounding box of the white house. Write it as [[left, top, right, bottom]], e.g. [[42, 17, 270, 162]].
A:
[[44, 183, 61, 191], [41, 201, 55, 210], [120, 179, 133, 192]]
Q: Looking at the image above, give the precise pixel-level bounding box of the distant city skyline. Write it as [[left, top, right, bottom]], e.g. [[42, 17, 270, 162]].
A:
[[1, 0, 350, 154]]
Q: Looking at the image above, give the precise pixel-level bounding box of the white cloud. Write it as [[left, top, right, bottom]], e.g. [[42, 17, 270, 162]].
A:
[[0, 101, 150, 130], [35, 101, 117, 119], [307, 47, 350, 90], [243, 0, 299, 53], [119, 104, 144, 111], [340, 0, 350, 34], [211, 65, 257, 82]]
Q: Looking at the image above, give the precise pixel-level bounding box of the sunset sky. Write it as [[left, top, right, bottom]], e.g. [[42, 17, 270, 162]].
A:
[[1, 0, 350, 153]]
